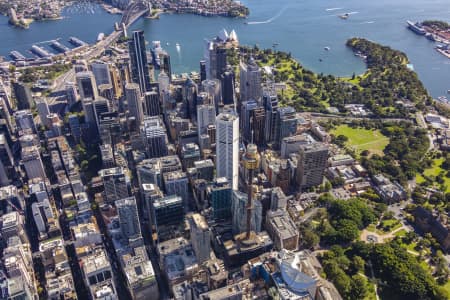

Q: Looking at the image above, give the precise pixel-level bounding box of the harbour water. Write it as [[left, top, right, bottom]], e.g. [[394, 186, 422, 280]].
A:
[[1, 0, 449, 97]]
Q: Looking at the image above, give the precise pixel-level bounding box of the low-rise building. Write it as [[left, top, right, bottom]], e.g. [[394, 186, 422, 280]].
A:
[[265, 209, 299, 251]]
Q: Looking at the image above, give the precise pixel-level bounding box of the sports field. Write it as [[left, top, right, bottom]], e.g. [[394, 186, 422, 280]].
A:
[[331, 125, 389, 156]]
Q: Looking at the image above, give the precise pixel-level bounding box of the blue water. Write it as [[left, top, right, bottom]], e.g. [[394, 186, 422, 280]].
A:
[[1, 0, 450, 97]]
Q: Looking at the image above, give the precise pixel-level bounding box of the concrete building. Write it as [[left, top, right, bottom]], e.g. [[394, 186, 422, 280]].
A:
[[231, 190, 262, 235], [35, 98, 51, 127], [129, 30, 152, 92], [144, 89, 161, 117], [216, 113, 239, 190], [91, 62, 112, 86], [116, 196, 142, 244], [122, 246, 159, 300], [296, 143, 328, 190], [0, 134, 14, 186], [239, 57, 262, 103], [76, 71, 98, 100], [21, 146, 45, 180], [197, 104, 216, 137], [189, 214, 211, 263], [265, 210, 299, 251], [126, 83, 144, 128], [208, 177, 232, 220], [153, 195, 184, 229], [137, 156, 182, 190], [141, 116, 169, 158], [99, 167, 131, 203], [164, 171, 189, 207]]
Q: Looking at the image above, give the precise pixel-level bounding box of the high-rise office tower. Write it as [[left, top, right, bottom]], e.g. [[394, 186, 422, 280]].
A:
[[14, 110, 36, 133], [0, 134, 14, 186], [161, 53, 172, 80], [99, 167, 131, 203], [240, 100, 258, 143], [93, 97, 111, 129], [296, 143, 329, 189], [221, 67, 236, 105], [21, 146, 45, 180], [189, 214, 211, 263], [76, 71, 98, 100], [65, 82, 79, 106], [144, 89, 160, 116], [98, 84, 115, 103], [263, 88, 279, 145], [82, 97, 97, 133], [158, 71, 170, 92], [209, 177, 232, 220], [216, 113, 239, 190], [183, 78, 198, 120], [125, 83, 144, 128], [197, 104, 216, 137], [199, 60, 207, 82], [239, 57, 262, 103], [141, 116, 168, 158], [277, 106, 298, 148], [251, 107, 266, 146], [35, 98, 51, 127], [91, 62, 112, 86], [208, 43, 227, 80], [129, 30, 151, 92], [202, 79, 222, 113], [12, 82, 32, 110], [116, 196, 142, 242]]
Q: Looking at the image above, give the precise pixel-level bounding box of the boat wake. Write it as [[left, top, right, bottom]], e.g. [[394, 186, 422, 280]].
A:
[[361, 21, 375, 24], [246, 6, 288, 25], [346, 11, 359, 15], [326, 7, 343, 11]]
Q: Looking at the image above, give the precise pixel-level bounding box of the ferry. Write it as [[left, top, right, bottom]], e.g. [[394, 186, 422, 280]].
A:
[[9, 51, 26, 61], [324, 46, 330, 51], [339, 13, 349, 20], [406, 20, 426, 35]]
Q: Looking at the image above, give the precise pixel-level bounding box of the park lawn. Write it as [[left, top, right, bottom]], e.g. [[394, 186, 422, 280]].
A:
[[331, 125, 389, 156], [394, 229, 407, 237], [416, 157, 450, 193]]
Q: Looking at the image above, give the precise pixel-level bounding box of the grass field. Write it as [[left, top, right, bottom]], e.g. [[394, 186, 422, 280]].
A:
[[331, 125, 389, 156], [416, 157, 450, 193]]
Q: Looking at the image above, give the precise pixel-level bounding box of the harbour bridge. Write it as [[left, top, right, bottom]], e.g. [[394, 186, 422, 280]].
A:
[[120, 0, 151, 27]]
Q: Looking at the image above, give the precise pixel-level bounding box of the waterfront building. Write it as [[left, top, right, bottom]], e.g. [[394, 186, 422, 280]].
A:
[[129, 30, 151, 92], [216, 113, 239, 190]]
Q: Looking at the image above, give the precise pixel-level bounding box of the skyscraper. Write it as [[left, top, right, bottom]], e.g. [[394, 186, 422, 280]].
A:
[[116, 196, 142, 242], [197, 104, 216, 137], [93, 97, 111, 129], [125, 83, 144, 128], [209, 177, 232, 220], [277, 106, 298, 148], [91, 62, 112, 86], [296, 143, 329, 190], [129, 30, 151, 93], [141, 116, 169, 158], [0, 134, 14, 186], [12, 82, 32, 110], [99, 167, 131, 203], [216, 113, 239, 190], [76, 71, 98, 100], [202, 79, 221, 113], [35, 98, 50, 127], [240, 100, 258, 143], [221, 67, 236, 105], [183, 78, 198, 120], [144, 89, 161, 116], [189, 214, 211, 263], [263, 88, 279, 145], [239, 57, 262, 103], [199, 60, 207, 82]]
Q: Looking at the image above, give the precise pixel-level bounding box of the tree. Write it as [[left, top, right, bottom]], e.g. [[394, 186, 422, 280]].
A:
[[302, 229, 320, 249], [349, 275, 368, 300], [351, 256, 365, 274]]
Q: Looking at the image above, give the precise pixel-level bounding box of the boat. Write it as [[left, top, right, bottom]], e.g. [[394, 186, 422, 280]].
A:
[[97, 33, 105, 42], [324, 46, 330, 51], [406, 20, 426, 35], [339, 13, 349, 20], [447, 90, 450, 94]]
